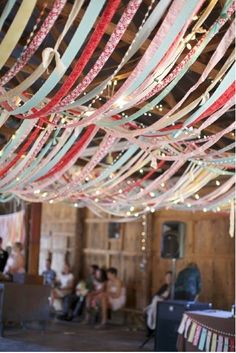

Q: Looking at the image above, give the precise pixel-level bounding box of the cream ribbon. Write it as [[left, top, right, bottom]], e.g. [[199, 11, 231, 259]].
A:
[[0, 0, 84, 103], [42, 48, 66, 75], [192, 0, 218, 31], [0, 0, 37, 70]]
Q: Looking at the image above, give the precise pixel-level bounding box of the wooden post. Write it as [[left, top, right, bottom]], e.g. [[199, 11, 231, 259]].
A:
[[72, 208, 86, 282], [28, 203, 42, 275]]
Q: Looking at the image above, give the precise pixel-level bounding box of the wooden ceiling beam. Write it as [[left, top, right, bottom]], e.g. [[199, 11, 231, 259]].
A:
[[41, 1, 151, 51]]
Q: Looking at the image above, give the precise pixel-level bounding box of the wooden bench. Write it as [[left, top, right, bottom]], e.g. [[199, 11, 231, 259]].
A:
[[107, 307, 144, 329], [0, 282, 50, 336], [122, 307, 144, 329]]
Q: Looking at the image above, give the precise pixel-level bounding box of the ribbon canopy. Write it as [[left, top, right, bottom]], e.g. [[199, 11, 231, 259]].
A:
[[0, 0, 234, 219]]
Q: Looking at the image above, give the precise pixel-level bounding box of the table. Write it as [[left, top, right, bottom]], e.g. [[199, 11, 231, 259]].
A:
[[0, 282, 50, 336], [177, 310, 235, 352]]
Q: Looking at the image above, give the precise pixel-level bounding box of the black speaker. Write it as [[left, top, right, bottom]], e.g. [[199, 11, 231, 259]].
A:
[[161, 221, 186, 259], [154, 300, 212, 352]]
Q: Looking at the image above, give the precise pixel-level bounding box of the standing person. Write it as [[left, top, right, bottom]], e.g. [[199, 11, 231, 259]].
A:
[[42, 258, 56, 286], [0, 237, 8, 273], [174, 263, 202, 301], [145, 271, 172, 332], [4, 242, 25, 276]]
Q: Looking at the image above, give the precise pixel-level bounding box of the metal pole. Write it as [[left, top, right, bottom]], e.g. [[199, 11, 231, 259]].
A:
[[170, 258, 176, 300]]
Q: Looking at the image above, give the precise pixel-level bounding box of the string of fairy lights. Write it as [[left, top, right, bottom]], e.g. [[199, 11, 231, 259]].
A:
[[0, 0, 234, 226]]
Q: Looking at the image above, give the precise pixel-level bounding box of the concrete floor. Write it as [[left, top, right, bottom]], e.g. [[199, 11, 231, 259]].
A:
[[0, 320, 154, 352]]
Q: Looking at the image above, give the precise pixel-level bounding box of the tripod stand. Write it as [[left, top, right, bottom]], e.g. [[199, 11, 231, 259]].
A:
[[139, 331, 155, 349]]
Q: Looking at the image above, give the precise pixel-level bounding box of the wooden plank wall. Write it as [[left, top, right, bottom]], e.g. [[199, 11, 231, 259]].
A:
[[39, 203, 78, 275], [83, 209, 235, 310], [83, 210, 150, 309], [151, 209, 235, 310]]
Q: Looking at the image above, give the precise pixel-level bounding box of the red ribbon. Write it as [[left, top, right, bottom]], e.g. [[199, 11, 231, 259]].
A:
[[36, 124, 96, 181], [21, 0, 121, 120]]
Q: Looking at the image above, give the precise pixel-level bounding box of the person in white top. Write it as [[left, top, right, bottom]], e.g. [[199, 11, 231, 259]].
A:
[[4, 242, 25, 276], [83, 268, 107, 323], [51, 263, 74, 307], [96, 267, 126, 328]]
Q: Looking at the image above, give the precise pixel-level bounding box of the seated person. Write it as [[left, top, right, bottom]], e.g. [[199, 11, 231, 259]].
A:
[[94, 267, 126, 328], [84, 267, 107, 323], [174, 262, 201, 301], [42, 258, 56, 286], [86, 264, 99, 291], [58, 264, 99, 321], [145, 271, 172, 332], [51, 263, 74, 308], [59, 280, 89, 321], [4, 242, 25, 277]]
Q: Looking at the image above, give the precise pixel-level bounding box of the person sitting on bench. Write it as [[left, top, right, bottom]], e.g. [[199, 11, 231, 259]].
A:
[[83, 267, 107, 324], [95, 267, 126, 328], [58, 264, 99, 321], [145, 271, 172, 332], [51, 263, 74, 308], [58, 280, 89, 321]]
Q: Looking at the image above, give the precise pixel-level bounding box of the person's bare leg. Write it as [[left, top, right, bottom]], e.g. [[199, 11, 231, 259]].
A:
[[99, 293, 108, 325], [50, 289, 56, 306], [83, 294, 93, 323]]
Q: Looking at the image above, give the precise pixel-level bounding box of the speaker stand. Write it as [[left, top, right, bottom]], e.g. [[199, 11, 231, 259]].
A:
[[170, 258, 176, 300], [139, 332, 155, 349]]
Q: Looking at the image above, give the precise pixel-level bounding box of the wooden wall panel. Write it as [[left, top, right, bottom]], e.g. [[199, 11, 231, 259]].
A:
[[123, 221, 141, 252], [83, 210, 148, 309], [78, 207, 234, 310], [150, 210, 234, 310], [39, 203, 78, 275]]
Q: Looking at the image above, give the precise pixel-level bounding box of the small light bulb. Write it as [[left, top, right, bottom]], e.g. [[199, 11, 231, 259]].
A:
[[195, 194, 200, 200], [216, 180, 220, 186], [130, 206, 135, 212], [186, 43, 192, 50]]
